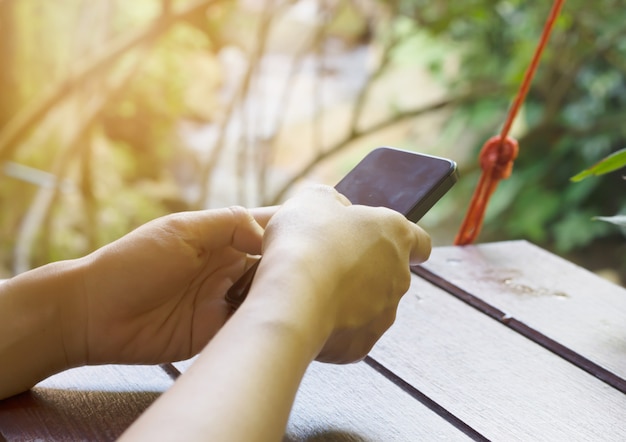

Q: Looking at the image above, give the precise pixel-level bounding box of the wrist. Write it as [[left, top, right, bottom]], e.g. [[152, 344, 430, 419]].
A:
[[0, 258, 88, 398], [243, 246, 337, 359], [55, 257, 90, 368]]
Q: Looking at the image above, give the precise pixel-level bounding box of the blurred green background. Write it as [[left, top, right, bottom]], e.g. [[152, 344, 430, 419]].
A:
[[1, 0, 624, 282]]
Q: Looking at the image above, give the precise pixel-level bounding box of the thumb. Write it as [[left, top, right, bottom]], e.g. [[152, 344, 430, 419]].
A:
[[183, 206, 264, 255], [229, 206, 265, 255]]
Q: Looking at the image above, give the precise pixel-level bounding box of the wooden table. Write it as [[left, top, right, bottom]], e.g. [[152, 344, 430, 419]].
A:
[[1, 241, 625, 441]]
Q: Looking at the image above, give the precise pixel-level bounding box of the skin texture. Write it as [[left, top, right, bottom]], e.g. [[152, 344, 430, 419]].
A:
[[0, 185, 431, 441]]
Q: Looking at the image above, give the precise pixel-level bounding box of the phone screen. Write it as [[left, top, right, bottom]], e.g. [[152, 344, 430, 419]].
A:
[[334, 147, 458, 222]]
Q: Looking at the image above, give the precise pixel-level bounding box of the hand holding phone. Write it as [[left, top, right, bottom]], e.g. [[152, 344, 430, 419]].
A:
[[225, 147, 458, 310]]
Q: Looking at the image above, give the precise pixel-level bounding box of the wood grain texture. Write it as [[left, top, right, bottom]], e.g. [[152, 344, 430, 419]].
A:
[[173, 359, 471, 441], [370, 273, 626, 441], [287, 361, 470, 441], [0, 365, 171, 441], [423, 240, 626, 378]]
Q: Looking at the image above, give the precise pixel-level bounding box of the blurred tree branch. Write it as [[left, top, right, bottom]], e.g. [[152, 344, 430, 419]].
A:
[[0, 0, 224, 165], [195, 0, 289, 208], [13, 48, 150, 274], [268, 86, 504, 205], [257, 6, 332, 203]]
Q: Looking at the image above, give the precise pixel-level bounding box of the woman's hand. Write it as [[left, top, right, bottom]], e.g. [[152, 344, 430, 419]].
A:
[[248, 185, 431, 364], [71, 206, 267, 366], [121, 185, 432, 441], [0, 205, 276, 399]]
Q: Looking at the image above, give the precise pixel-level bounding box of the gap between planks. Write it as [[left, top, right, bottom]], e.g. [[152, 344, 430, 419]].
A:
[[411, 264, 626, 395]]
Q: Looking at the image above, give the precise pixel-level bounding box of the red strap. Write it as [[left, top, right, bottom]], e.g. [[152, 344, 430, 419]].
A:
[[454, 0, 566, 246], [454, 136, 518, 245]]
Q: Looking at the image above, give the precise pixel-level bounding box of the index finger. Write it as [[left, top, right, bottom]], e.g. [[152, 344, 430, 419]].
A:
[[407, 222, 431, 266], [157, 206, 265, 255]]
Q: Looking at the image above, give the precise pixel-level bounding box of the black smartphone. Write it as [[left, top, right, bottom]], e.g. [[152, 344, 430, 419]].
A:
[[334, 147, 458, 222], [225, 147, 458, 310]]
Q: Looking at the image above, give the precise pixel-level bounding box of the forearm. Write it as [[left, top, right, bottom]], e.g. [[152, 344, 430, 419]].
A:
[[120, 253, 331, 441], [0, 260, 86, 399], [121, 315, 315, 441]]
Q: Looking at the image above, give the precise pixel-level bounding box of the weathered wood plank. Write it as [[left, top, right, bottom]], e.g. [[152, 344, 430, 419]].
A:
[[173, 357, 472, 441], [0, 365, 171, 441], [370, 273, 626, 441], [288, 361, 472, 441], [422, 240, 626, 378]]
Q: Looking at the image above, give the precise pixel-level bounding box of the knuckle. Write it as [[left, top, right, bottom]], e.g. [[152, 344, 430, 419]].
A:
[[157, 211, 188, 232], [226, 205, 251, 220], [304, 184, 336, 198], [227, 205, 259, 230]]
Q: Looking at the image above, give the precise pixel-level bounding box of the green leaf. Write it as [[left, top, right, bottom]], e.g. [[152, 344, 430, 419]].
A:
[[592, 215, 626, 227], [552, 209, 612, 252], [570, 148, 626, 182]]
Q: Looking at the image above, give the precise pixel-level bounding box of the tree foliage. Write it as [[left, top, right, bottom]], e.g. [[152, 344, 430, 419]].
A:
[[397, 0, 626, 261], [1, 0, 624, 280]]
